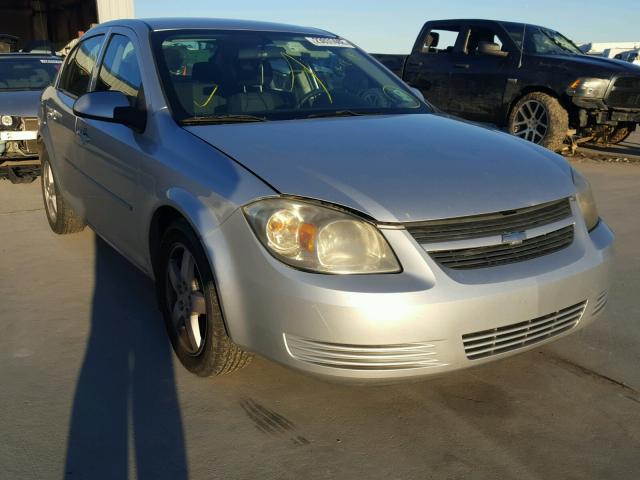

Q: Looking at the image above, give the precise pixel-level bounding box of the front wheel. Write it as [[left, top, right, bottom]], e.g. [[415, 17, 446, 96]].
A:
[[508, 92, 569, 152], [156, 219, 252, 377], [40, 151, 86, 234]]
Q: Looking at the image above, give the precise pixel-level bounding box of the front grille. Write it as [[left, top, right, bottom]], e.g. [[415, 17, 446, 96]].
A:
[[462, 301, 587, 360], [606, 76, 640, 109], [406, 198, 571, 243], [284, 334, 447, 370], [22, 117, 39, 131], [21, 117, 39, 154], [430, 225, 574, 270]]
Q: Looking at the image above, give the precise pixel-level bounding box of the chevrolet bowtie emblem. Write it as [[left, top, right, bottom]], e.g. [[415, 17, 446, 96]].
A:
[[502, 231, 526, 246]]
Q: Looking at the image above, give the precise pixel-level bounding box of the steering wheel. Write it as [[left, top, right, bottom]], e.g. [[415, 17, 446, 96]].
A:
[[296, 88, 329, 108], [359, 88, 388, 107]]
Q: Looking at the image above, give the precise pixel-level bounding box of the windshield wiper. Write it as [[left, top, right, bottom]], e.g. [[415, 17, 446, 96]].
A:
[[305, 110, 381, 119], [181, 114, 267, 125]]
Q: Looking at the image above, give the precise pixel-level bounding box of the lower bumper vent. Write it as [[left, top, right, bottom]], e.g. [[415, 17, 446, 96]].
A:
[[592, 291, 608, 316], [284, 334, 447, 370], [462, 301, 587, 360]]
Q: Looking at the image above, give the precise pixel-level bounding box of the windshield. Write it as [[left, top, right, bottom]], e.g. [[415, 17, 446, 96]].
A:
[[153, 30, 429, 123], [0, 57, 62, 91], [503, 24, 583, 56]]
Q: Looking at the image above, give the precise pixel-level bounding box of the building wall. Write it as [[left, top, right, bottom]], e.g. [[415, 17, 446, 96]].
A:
[[96, 0, 135, 23]]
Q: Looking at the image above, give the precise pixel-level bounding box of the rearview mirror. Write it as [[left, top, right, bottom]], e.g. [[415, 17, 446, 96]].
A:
[[410, 87, 425, 102], [73, 91, 146, 132], [478, 41, 509, 58]]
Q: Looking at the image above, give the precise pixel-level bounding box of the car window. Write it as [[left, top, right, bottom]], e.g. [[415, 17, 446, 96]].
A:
[[154, 30, 429, 122], [58, 35, 104, 98], [464, 27, 506, 55], [95, 34, 142, 102], [420, 28, 462, 54], [0, 57, 62, 91], [502, 24, 582, 55]]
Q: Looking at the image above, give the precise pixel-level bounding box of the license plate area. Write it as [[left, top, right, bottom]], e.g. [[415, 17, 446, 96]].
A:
[[0, 130, 38, 141]]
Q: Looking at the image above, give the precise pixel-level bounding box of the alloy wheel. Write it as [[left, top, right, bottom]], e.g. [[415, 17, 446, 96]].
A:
[[512, 100, 549, 144], [165, 243, 208, 355], [43, 162, 57, 222]]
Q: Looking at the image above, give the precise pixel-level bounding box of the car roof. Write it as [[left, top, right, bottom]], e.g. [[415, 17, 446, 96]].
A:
[[97, 17, 334, 36], [427, 19, 547, 31]]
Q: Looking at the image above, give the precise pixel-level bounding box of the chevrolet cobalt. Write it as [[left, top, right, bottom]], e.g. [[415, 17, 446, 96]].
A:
[[39, 19, 613, 382]]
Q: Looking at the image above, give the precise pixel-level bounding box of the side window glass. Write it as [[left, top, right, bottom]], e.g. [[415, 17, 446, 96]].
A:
[[420, 28, 461, 54], [465, 27, 506, 55], [95, 34, 142, 102], [58, 35, 104, 97]]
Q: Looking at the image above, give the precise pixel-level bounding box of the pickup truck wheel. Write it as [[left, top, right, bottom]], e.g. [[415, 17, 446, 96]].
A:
[[508, 92, 568, 152], [41, 155, 86, 234], [157, 219, 252, 377]]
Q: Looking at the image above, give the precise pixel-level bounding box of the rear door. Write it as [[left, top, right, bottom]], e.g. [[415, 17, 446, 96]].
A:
[[45, 34, 105, 205], [403, 24, 466, 111], [448, 23, 517, 123], [75, 28, 147, 264]]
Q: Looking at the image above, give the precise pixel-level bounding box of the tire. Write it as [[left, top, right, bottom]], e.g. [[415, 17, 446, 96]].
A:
[[40, 150, 86, 234], [608, 125, 634, 144], [156, 219, 252, 377], [508, 92, 569, 152]]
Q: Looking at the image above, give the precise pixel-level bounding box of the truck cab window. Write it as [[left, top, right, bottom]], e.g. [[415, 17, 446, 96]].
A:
[[420, 28, 461, 54], [465, 27, 505, 55]]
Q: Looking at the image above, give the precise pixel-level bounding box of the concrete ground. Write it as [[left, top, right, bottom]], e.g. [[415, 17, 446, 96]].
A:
[[1, 134, 639, 480]]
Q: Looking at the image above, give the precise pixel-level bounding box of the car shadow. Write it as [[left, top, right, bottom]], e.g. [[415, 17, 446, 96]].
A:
[[64, 236, 188, 480]]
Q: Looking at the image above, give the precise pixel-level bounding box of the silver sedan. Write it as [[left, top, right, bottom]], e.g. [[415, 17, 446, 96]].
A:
[[39, 18, 613, 383]]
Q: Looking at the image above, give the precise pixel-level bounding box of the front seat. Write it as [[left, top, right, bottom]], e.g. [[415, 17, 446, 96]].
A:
[[227, 58, 285, 113]]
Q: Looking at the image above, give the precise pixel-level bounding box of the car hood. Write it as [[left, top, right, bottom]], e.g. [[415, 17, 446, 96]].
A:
[[536, 53, 640, 75], [186, 114, 575, 222], [0, 90, 41, 117]]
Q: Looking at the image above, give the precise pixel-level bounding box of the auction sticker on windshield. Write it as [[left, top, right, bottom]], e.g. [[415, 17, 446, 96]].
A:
[[305, 37, 354, 48]]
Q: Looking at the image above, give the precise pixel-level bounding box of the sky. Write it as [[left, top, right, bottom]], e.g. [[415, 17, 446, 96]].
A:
[[134, 0, 638, 54]]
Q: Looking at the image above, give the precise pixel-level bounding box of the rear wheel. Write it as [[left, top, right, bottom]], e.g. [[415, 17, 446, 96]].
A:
[[508, 92, 569, 152], [156, 219, 252, 377], [40, 150, 85, 234]]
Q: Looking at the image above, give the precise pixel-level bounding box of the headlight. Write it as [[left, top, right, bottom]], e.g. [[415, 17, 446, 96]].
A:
[[571, 168, 599, 231], [566, 78, 611, 98], [243, 198, 401, 274], [1, 115, 13, 127]]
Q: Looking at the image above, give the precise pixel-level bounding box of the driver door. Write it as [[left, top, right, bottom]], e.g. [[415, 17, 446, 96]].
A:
[[403, 25, 467, 112], [74, 28, 148, 266], [448, 25, 517, 124]]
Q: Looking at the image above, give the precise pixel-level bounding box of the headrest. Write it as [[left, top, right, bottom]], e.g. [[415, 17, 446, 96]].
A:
[[236, 60, 264, 86], [237, 46, 284, 60]]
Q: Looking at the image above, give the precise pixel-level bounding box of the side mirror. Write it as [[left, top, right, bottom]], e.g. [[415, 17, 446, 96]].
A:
[[409, 87, 425, 102], [478, 41, 509, 58], [73, 91, 146, 132]]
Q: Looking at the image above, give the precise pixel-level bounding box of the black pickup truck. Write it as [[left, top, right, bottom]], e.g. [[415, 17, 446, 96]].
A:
[[373, 19, 640, 151]]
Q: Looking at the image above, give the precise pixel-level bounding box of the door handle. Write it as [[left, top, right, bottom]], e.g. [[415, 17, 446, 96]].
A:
[[454, 63, 470, 69], [46, 107, 62, 121], [75, 125, 90, 144], [406, 60, 423, 69]]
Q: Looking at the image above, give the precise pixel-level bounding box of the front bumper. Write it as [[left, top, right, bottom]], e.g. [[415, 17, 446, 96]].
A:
[[207, 206, 614, 383], [594, 108, 640, 125]]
